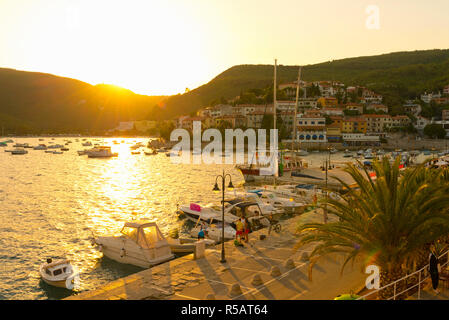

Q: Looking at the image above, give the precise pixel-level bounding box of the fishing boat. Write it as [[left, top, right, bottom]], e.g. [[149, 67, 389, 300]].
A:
[[92, 221, 174, 268], [86, 146, 118, 158], [39, 258, 79, 289], [167, 238, 216, 254]]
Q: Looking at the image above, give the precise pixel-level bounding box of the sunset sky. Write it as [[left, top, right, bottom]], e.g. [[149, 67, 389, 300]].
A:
[[1, 0, 448, 95]]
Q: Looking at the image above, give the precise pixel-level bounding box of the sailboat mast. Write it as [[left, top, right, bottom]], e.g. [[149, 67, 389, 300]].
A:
[[292, 66, 301, 154], [273, 59, 277, 186]]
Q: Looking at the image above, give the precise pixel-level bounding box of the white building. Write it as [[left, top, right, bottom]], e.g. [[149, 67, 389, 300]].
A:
[[421, 92, 441, 104], [414, 116, 431, 130], [444, 85, 449, 95]]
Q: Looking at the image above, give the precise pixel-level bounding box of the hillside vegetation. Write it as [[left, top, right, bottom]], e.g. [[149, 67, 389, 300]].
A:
[[0, 68, 165, 133], [149, 49, 449, 119], [1, 49, 449, 133]]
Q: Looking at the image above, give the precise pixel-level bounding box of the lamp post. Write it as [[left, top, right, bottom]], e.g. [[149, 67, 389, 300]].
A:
[[213, 170, 234, 263]]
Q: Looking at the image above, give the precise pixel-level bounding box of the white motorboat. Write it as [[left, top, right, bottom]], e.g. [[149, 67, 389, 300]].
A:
[[39, 258, 79, 289], [248, 190, 306, 215], [190, 222, 236, 242], [179, 202, 240, 224], [92, 221, 174, 268], [11, 148, 28, 155], [86, 146, 118, 158], [225, 190, 284, 217]]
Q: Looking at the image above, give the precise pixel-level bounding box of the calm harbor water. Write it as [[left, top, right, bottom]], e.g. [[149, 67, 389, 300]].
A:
[[0, 137, 434, 299]]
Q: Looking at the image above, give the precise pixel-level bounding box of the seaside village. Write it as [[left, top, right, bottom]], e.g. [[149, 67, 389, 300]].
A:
[[115, 81, 449, 149]]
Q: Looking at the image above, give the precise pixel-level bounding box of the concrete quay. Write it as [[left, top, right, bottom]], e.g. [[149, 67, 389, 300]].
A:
[[66, 209, 367, 300]]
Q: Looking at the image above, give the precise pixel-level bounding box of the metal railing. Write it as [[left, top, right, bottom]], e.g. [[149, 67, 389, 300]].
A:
[[357, 250, 449, 300]]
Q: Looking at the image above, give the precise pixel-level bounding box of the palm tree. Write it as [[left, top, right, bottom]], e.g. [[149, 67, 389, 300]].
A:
[[295, 157, 449, 299]]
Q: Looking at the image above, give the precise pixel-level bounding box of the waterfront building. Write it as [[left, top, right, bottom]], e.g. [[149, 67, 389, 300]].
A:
[[342, 117, 367, 134], [326, 122, 342, 142], [296, 114, 327, 143]]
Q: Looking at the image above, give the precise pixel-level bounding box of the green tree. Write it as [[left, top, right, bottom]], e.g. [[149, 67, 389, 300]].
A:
[[295, 158, 449, 299], [424, 124, 446, 139]]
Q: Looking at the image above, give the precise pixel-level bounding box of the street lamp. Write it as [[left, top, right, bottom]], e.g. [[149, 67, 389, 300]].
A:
[[213, 170, 234, 263]]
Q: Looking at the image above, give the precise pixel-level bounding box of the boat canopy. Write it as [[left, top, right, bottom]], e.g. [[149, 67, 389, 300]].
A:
[[121, 221, 166, 248]]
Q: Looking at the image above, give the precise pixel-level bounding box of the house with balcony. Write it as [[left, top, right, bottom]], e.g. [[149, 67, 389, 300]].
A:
[[296, 114, 327, 143], [342, 117, 367, 134]]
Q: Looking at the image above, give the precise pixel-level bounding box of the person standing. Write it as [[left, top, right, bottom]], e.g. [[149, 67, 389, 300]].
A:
[[429, 248, 440, 294]]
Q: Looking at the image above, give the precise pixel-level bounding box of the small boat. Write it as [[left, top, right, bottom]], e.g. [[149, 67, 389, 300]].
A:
[[47, 144, 64, 149], [61, 148, 69, 151], [92, 221, 174, 268], [131, 151, 140, 155], [52, 151, 63, 154], [86, 146, 118, 158], [167, 238, 216, 254], [33, 144, 47, 150], [11, 148, 28, 155], [39, 258, 79, 289], [144, 150, 157, 155], [77, 150, 87, 155], [82, 142, 92, 147], [13, 143, 29, 148]]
